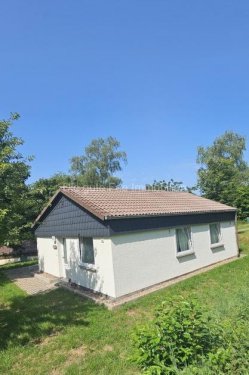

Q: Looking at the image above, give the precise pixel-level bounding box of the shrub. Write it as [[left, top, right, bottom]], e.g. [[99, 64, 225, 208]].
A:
[[220, 321, 249, 374], [132, 298, 224, 374]]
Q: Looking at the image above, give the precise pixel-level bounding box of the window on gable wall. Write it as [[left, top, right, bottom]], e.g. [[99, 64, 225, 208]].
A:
[[79, 237, 95, 264], [176, 227, 192, 253], [209, 223, 221, 244]]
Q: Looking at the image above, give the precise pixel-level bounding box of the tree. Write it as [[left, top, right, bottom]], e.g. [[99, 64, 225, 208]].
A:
[[70, 136, 127, 187], [0, 113, 32, 245], [27, 137, 127, 232], [146, 179, 189, 192], [235, 185, 249, 220], [197, 131, 249, 206], [27, 173, 73, 223]]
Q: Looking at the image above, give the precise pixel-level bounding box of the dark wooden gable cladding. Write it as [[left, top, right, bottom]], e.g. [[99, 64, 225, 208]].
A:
[[34, 194, 110, 238]]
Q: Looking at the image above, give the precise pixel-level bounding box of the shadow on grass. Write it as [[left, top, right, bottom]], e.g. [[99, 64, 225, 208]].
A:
[[0, 273, 98, 350]]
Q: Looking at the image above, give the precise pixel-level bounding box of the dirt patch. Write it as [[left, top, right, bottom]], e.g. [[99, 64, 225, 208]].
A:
[[69, 345, 87, 357], [103, 344, 114, 352], [35, 333, 59, 346], [49, 346, 87, 374], [126, 309, 141, 318], [50, 369, 61, 375], [119, 351, 127, 359]]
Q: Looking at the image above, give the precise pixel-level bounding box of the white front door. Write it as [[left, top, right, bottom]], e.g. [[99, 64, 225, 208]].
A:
[[58, 238, 68, 278]]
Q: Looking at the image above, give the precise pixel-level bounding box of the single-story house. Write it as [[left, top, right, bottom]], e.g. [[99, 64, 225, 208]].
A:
[[33, 187, 239, 299]]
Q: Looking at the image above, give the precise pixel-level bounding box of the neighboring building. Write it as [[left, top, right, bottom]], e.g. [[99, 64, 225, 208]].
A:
[[33, 187, 239, 299]]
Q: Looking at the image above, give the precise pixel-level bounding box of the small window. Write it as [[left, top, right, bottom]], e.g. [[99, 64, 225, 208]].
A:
[[79, 237, 95, 264], [176, 227, 192, 253], [63, 238, 68, 263], [209, 223, 221, 244]]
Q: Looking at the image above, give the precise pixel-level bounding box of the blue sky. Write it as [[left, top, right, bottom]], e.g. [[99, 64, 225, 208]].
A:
[[1, 0, 249, 187]]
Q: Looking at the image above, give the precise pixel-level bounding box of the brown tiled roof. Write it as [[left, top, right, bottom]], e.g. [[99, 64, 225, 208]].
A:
[[56, 187, 236, 221]]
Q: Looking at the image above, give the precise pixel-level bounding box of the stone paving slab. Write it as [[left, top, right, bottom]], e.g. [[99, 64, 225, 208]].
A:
[[4, 265, 58, 295], [34, 271, 60, 284]]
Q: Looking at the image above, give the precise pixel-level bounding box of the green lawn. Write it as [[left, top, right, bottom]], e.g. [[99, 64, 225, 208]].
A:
[[0, 229, 249, 375], [238, 221, 249, 255]]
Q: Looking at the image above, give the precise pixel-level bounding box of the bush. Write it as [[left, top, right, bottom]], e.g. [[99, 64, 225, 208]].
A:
[[132, 298, 224, 374]]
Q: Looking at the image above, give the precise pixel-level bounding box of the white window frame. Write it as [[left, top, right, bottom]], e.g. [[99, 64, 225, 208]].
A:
[[78, 237, 95, 269], [209, 223, 223, 249], [175, 226, 194, 258]]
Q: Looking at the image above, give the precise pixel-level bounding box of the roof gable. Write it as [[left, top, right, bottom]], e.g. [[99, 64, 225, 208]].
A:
[[34, 195, 109, 237]]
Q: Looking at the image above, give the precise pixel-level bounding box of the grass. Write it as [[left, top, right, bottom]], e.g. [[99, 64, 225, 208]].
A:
[[237, 220, 249, 233], [0, 230, 249, 375], [237, 221, 249, 255]]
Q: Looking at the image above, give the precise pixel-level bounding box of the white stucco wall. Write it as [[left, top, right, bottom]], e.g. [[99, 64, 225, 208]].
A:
[[37, 236, 116, 297], [37, 237, 61, 277], [111, 221, 238, 298], [37, 220, 238, 299]]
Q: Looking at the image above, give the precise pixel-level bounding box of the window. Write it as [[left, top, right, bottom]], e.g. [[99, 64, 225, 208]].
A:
[[176, 227, 192, 253], [209, 223, 221, 245], [79, 237, 95, 264], [63, 238, 68, 263]]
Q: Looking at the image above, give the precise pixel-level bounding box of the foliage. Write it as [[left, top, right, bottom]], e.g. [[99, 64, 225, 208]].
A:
[[132, 291, 249, 374], [178, 325, 249, 374], [197, 131, 249, 211], [132, 298, 223, 374], [146, 179, 188, 192], [0, 113, 32, 246], [27, 173, 73, 221], [235, 185, 249, 220], [70, 136, 127, 187]]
